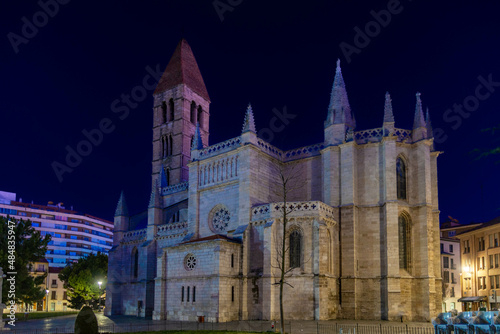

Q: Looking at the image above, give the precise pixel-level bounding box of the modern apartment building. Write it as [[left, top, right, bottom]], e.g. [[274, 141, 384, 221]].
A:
[[0, 190, 113, 267], [439, 217, 482, 312]]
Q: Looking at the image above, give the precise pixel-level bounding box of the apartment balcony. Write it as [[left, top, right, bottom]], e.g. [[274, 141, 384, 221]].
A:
[[51, 284, 58, 288], [451, 264, 457, 269]]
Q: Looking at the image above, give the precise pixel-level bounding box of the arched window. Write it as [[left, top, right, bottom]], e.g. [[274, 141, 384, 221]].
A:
[[190, 101, 196, 124], [168, 134, 173, 156], [396, 157, 407, 200], [132, 248, 138, 278], [398, 214, 411, 271], [169, 99, 174, 122], [166, 169, 170, 186], [197, 106, 203, 128], [170, 210, 180, 223], [161, 137, 165, 158], [161, 101, 167, 123], [191, 136, 195, 149], [289, 230, 301, 269], [327, 229, 333, 274]]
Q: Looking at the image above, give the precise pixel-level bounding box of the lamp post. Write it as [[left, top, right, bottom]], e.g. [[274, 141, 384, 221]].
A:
[[97, 281, 102, 312], [45, 289, 49, 312]]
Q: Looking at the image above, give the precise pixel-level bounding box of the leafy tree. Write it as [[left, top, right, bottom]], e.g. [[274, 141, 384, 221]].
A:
[[0, 216, 51, 309], [59, 253, 107, 310], [471, 125, 500, 161]]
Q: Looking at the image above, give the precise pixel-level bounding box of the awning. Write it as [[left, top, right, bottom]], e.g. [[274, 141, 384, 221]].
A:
[[458, 296, 488, 302]]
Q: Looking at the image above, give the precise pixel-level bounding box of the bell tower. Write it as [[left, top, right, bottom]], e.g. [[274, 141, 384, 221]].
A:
[[152, 39, 210, 187]]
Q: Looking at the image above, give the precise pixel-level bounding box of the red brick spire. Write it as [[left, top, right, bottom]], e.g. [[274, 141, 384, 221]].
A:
[[154, 39, 210, 101]]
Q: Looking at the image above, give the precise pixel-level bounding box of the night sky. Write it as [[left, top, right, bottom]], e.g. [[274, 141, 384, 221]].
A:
[[1, 1, 499, 224]]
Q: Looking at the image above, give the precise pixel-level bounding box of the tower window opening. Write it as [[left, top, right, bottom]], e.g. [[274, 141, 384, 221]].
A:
[[190, 101, 196, 124], [169, 99, 174, 122], [161, 101, 167, 123]]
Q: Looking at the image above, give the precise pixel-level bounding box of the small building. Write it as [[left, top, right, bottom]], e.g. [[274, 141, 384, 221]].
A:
[[29, 259, 50, 312], [47, 267, 77, 312], [440, 237, 461, 312], [439, 217, 482, 313], [456, 216, 500, 311]]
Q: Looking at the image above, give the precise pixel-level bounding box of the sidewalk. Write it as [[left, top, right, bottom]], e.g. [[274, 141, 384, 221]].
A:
[[1, 313, 434, 333]]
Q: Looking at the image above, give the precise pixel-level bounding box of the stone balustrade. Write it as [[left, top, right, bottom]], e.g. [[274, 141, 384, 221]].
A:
[[251, 201, 336, 222]]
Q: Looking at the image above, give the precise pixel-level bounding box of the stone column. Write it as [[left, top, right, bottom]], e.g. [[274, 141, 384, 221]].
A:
[[153, 251, 167, 320], [312, 220, 320, 320]]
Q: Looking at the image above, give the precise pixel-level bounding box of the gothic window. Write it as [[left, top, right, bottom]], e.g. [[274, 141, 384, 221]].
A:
[[161, 101, 167, 123], [161, 137, 166, 158], [193, 286, 196, 302], [398, 214, 411, 271], [327, 229, 333, 274], [209, 205, 231, 233], [190, 101, 196, 124], [289, 230, 302, 269], [191, 136, 195, 149], [132, 247, 138, 278], [187, 286, 190, 302], [170, 210, 180, 223], [169, 99, 174, 121], [396, 157, 407, 200], [168, 134, 173, 156], [166, 169, 170, 186], [181, 286, 184, 302], [197, 106, 203, 128]]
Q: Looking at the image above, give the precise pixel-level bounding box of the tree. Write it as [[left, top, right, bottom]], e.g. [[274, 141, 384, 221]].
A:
[[0, 216, 51, 309], [59, 253, 107, 310], [471, 124, 500, 161], [271, 162, 305, 334]]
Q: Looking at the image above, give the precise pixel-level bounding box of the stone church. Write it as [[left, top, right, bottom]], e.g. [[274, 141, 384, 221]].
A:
[[105, 39, 442, 322]]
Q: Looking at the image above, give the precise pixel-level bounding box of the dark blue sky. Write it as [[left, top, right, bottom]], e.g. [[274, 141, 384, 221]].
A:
[[1, 0, 499, 224]]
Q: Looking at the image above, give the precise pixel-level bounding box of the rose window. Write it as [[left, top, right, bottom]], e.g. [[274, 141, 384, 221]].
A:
[[211, 207, 230, 233], [184, 254, 197, 271]]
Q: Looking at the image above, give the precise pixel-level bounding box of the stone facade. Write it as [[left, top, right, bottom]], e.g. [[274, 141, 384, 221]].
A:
[[456, 218, 500, 311], [105, 39, 442, 322]]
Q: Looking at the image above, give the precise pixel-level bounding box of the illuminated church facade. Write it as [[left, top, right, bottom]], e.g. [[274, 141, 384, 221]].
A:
[[105, 39, 442, 322]]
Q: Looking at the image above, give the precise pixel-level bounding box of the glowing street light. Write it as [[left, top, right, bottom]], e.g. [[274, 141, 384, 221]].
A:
[[97, 281, 102, 311]]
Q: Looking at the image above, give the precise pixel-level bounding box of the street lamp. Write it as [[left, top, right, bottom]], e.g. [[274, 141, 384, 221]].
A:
[[97, 281, 102, 311], [45, 289, 49, 312]]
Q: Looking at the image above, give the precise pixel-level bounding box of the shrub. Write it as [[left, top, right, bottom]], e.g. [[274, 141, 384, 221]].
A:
[[74, 306, 98, 334]]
